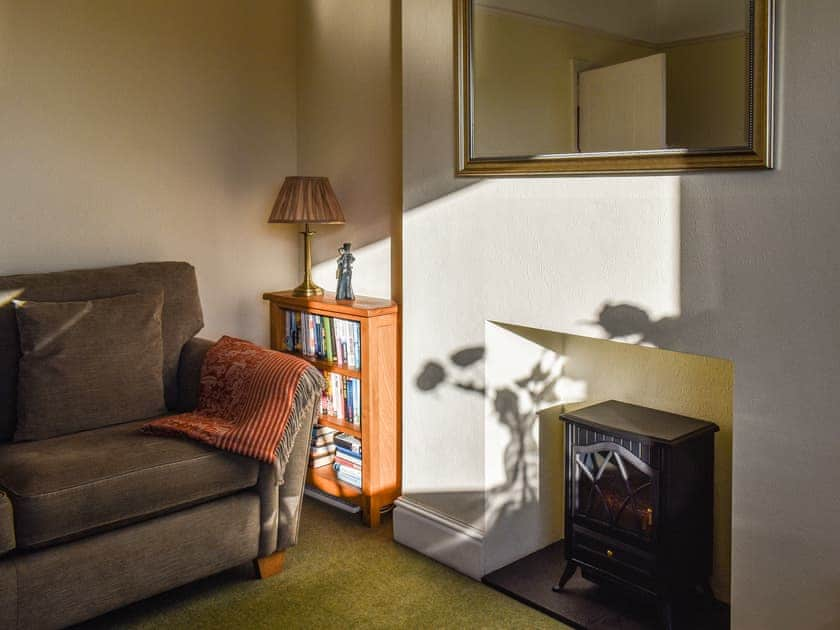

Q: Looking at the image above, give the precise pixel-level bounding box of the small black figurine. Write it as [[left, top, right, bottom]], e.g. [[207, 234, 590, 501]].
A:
[[336, 242, 355, 300]]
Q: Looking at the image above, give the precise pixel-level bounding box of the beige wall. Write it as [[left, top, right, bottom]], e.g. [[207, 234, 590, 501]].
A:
[[473, 7, 655, 156], [298, 0, 402, 301], [665, 34, 749, 148], [0, 0, 299, 345]]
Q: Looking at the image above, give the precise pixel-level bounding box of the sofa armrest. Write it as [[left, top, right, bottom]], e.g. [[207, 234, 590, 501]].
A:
[[276, 392, 319, 551], [175, 337, 214, 412], [255, 389, 320, 557]]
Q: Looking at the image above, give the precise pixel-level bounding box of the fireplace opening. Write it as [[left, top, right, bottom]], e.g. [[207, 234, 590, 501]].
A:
[[479, 324, 732, 630]]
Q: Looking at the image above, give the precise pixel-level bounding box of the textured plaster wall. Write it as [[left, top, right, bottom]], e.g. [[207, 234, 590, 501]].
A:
[[402, 0, 840, 627]]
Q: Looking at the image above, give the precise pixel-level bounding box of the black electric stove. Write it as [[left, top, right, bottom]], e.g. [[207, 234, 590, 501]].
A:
[[553, 400, 719, 630]]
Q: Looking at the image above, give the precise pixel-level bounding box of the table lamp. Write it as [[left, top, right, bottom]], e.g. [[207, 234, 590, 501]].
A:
[[268, 176, 345, 297]]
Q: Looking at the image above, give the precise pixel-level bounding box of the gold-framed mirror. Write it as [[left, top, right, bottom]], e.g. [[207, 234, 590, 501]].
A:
[[456, 0, 774, 176]]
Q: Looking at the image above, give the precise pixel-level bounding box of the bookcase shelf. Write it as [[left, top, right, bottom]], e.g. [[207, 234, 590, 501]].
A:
[[318, 415, 362, 439], [280, 352, 362, 379], [307, 465, 363, 501], [264, 290, 400, 528]]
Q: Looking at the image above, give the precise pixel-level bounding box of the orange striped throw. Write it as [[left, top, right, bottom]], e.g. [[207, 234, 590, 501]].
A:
[[143, 336, 323, 465]]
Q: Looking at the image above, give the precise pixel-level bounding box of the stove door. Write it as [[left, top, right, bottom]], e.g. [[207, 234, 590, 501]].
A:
[[572, 441, 658, 541]]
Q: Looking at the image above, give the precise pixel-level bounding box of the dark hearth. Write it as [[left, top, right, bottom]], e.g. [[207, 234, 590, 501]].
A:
[[483, 541, 729, 630], [555, 400, 719, 630]]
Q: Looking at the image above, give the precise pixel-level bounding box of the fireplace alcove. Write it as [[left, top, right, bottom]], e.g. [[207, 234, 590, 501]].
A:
[[478, 325, 733, 629], [401, 322, 733, 629]]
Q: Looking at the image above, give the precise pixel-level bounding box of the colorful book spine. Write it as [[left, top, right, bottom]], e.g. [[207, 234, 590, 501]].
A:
[[334, 453, 362, 471], [324, 317, 333, 361], [334, 462, 362, 488], [334, 433, 362, 453], [281, 311, 360, 369], [308, 424, 338, 468], [319, 372, 361, 425]]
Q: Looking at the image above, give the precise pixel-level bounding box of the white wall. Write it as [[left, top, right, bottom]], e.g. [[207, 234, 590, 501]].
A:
[[401, 1, 840, 628], [0, 0, 299, 345]]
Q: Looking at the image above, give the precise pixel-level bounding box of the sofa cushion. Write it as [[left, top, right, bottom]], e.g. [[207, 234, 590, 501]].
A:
[[0, 262, 204, 440], [0, 418, 259, 549], [14, 292, 167, 441]]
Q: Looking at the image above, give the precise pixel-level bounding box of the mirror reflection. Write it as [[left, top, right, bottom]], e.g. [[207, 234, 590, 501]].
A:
[[471, 0, 751, 157]]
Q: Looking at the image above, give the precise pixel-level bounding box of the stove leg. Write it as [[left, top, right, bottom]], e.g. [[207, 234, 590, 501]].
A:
[[658, 600, 674, 630], [552, 560, 578, 592]]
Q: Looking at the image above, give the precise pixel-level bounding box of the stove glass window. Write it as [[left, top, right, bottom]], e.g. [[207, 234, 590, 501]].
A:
[[574, 444, 656, 539]]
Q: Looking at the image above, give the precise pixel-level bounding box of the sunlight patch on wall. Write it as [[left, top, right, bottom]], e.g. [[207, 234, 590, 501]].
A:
[[311, 236, 391, 300], [403, 175, 683, 509]]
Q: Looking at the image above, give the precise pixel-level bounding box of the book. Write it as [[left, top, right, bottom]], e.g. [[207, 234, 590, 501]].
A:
[[312, 424, 338, 438], [310, 443, 337, 457], [335, 445, 362, 462], [324, 317, 334, 362], [336, 469, 362, 489], [334, 453, 362, 471], [335, 463, 362, 488], [334, 433, 362, 453], [309, 453, 334, 468], [334, 463, 361, 478], [311, 433, 335, 447], [353, 322, 361, 371]]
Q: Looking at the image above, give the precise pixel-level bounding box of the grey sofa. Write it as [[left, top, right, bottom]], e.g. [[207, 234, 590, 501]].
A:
[[0, 262, 320, 629]]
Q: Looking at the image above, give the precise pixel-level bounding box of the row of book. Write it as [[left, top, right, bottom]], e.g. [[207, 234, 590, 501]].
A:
[[309, 424, 338, 468], [282, 310, 361, 370], [321, 372, 361, 425], [333, 433, 362, 489], [309, 426, 363, 490]]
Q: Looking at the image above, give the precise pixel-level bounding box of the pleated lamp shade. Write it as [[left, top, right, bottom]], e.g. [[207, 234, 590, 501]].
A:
[[268, 176, 345, 224]]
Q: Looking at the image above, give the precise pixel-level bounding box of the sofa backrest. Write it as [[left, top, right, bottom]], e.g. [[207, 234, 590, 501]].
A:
[[0, 262, 204, 441]]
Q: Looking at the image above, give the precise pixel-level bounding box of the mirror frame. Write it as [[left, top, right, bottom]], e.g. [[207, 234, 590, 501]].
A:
[[455, 0, 774, 176]]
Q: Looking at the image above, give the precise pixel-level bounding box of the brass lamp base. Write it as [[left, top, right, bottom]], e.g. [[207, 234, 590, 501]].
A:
[[292, 224, 324, 297], [292, 280, 324, 297]]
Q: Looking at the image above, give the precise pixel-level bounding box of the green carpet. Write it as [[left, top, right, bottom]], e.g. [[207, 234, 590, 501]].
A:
[[78, 498, 565, 629]]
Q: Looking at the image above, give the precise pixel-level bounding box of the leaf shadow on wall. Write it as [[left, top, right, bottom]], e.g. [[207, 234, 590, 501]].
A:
[[589, 302, 718, 351], [415, 345, 563, 525]]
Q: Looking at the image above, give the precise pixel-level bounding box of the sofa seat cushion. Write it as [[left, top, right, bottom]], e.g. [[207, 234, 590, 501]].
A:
[[0, 418, 259, 549]]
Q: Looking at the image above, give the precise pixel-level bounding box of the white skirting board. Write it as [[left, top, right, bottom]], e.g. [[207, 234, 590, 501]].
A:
[[392, 497, 485, 580]]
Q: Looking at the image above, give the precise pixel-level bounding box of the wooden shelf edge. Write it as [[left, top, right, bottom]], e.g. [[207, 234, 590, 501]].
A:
[[307, 466, 363, 502], [317, 415, 362, 438], [280, 351, 361, 378], [264, 290, 397, 318]]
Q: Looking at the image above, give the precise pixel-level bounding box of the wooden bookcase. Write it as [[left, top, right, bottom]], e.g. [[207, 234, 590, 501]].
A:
[[263, 291, 400, 527]]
